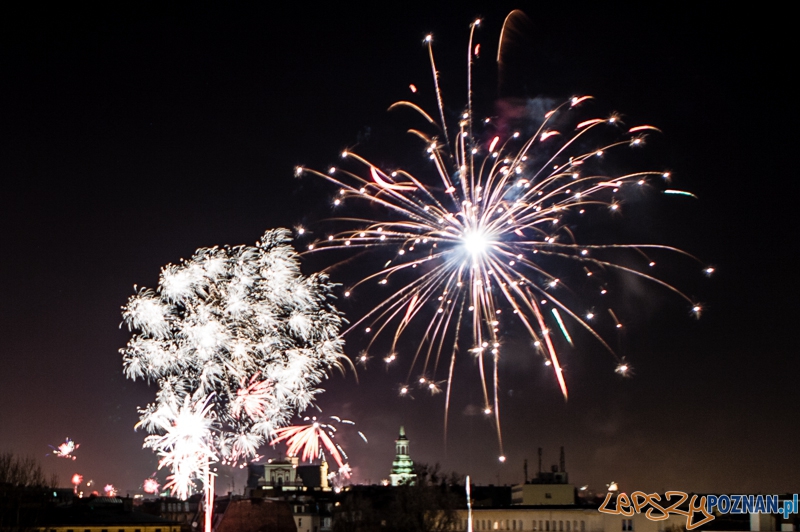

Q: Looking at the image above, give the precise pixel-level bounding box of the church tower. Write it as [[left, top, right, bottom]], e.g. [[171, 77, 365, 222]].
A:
[[389, 426, 416, 486]]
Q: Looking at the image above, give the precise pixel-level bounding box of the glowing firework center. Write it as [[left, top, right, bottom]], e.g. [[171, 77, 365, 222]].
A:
[[461, 229, 492, 258]]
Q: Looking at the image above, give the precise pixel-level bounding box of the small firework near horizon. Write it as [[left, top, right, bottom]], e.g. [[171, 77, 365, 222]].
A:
[[143, 477, 161, 494], [269, 414, 368, 478], [49, 438, 79, 460]]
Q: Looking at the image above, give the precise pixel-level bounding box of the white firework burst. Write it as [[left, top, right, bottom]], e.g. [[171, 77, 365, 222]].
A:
[[121, 229, 345, 498]]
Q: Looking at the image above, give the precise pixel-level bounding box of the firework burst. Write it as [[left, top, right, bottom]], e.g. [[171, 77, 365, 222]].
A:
[[121, 229, 345, 500], [297, 14, 709, 458], [49, 438, 79, 460], [270, 415, 364, 477], [71, 473, 83, 495], [143, 476, 161, 494]]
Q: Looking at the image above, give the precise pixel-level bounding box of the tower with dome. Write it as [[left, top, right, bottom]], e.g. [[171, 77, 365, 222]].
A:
[[389, 426, 417, 486]]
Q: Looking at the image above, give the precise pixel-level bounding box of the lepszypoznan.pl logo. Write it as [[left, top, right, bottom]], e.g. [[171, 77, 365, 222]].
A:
[[599, 491, 798, 530]]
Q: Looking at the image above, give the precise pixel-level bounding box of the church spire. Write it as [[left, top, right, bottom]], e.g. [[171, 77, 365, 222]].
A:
[[389, 426, 416, 486]]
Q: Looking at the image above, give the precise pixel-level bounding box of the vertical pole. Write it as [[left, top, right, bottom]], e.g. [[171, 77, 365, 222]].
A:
[[466, 475, 473, 532], [204, 460, 214, 532], [538, 447, 542, 475]]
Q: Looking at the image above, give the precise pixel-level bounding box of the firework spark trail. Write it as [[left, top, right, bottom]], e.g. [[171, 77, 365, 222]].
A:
[[296, 15, 710, 460], [142, 396, 219, 500], [71, 473, 83, 495], [231, 373, 273, 421], [270, 415, 362, 477], [121, 229, 345, 500]]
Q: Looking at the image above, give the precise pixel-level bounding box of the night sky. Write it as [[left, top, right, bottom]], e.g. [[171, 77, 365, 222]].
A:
[[1, 3, 797, 497]]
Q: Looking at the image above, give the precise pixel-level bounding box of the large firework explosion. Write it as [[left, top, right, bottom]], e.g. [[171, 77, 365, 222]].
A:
[[121, 229, 345, 499], [297, 13, 710, 459]]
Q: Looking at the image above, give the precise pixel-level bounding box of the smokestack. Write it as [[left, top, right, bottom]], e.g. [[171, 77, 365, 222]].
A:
[[560, 446, 565, 473], [523, 459, 528, 483], [538, 447, 542, 475]]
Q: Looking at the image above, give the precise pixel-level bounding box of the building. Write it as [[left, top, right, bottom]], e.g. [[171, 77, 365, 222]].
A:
[[451, 444, 797, 532], [138, 496, 199, 531], [246, 456, 329, 495], [453, 506, 687, 532], [389, 426, 416, 486], [214, 498, 296, 532], [245, 455, 336, 532], [40, 497, 181, 532], [513, 447, 575, 506]]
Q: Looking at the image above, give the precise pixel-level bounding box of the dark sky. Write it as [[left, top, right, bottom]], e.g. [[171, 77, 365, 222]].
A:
[[1, 3, 797, 497]]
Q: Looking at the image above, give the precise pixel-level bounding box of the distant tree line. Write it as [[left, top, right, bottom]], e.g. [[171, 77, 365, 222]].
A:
[[0, 452, 59, 531], [332, 463, 464, 532]]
